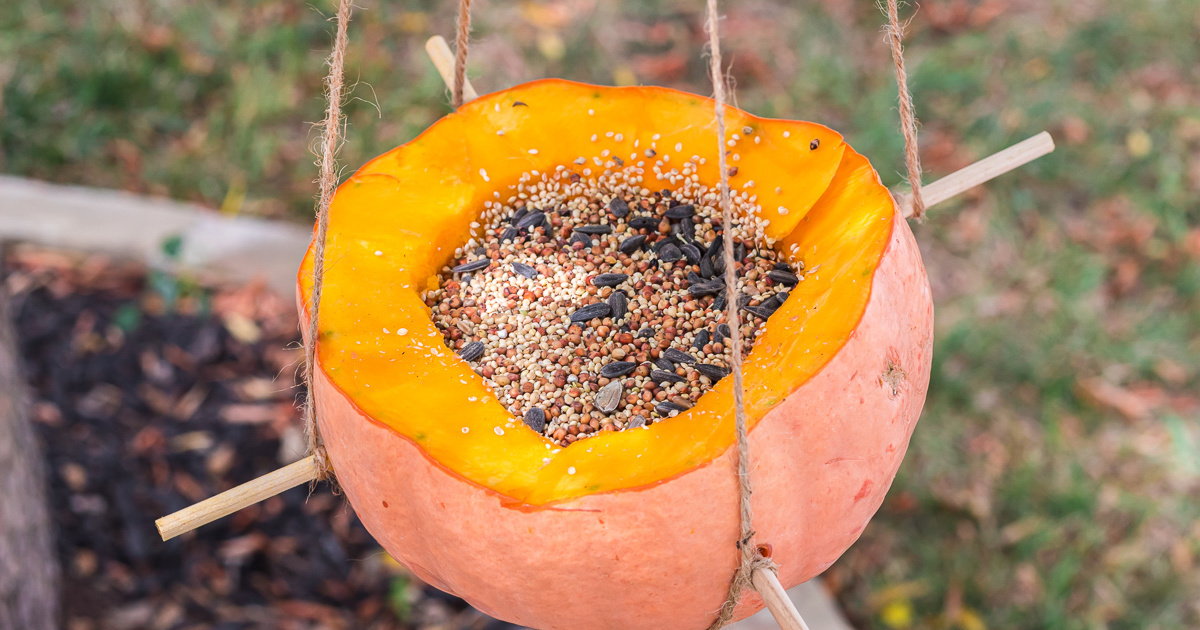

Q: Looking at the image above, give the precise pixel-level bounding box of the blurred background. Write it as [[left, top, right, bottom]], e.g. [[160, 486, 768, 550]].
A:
[[2, 0, 1198, 628]]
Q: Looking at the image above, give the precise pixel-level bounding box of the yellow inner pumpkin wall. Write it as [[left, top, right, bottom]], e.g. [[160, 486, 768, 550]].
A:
[[298, 79, 894, 506]]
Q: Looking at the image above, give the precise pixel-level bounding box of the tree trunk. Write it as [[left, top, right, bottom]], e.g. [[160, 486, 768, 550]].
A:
[[0, 277, 59, 630]]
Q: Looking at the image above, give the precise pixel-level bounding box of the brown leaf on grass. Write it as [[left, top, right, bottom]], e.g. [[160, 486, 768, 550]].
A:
[[1075, 377, 1160, 422], [277, 600, 342, 622], [235, 376, 287, 402], [219, 403, 276, 424], [218, 533, 269, 563], [1060, 115, 1091, 145], [1184, 228, 1200, 259], [172, 385, 208, 420]]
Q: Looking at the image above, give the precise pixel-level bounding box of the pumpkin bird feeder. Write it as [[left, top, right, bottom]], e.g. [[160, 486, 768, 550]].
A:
[[156, 1, 1054, 628]]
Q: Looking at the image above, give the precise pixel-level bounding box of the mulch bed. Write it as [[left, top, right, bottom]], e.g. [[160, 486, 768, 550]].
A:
[[8, 247, 524, 630]]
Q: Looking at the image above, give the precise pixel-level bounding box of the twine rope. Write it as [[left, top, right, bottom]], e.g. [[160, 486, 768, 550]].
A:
[[303, 0, 354, 480], [452, 0, 473, 109], [883, 0, 925, 219], [704, 1, 777, 628]]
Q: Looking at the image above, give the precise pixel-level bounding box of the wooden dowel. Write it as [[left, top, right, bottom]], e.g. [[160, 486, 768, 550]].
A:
[[426, 35, 478, 103], [752, 568, 812, 630], [898, 131, 1055, 218], [155, 455, 319, 541]]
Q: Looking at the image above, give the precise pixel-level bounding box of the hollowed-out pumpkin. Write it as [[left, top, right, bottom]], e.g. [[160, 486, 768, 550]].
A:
[[298, 79, 933, 629]]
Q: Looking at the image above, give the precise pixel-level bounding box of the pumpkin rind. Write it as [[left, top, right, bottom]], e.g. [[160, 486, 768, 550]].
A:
[[298, 79, 933, 628]]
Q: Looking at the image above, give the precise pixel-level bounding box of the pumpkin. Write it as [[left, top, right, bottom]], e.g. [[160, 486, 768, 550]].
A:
[[297, 79, 933, 629]]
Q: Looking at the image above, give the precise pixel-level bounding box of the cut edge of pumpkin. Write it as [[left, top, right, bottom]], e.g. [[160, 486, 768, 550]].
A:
[[297, 79, 896, 506]]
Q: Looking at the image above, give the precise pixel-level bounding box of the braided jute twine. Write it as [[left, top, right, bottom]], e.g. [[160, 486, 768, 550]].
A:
[[303, 1, 924, 625], [702, 2, 778, 627], [884, 0, 926, 219], [303, 0, 353, 481]]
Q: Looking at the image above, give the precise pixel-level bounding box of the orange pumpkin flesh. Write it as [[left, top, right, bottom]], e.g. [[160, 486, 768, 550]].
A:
[[298, 79, 933, 628]]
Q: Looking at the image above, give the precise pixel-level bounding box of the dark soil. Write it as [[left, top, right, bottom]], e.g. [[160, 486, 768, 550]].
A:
[[8, 247, 524, 630]]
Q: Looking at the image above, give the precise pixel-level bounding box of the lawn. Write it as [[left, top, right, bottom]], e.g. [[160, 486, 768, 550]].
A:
[[3, 0, 1199, 628]]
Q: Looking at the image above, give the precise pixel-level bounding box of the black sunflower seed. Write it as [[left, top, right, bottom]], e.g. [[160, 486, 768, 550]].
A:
[[619, 234, 647, 254], [516, 211, 545, 229], [704, 234, 724, 260], [452, 259, 491, 273], [510, 208, 529, 225], [737, 293, 754, 309], [699, 256, 715, 278], [653, 235, 680, 253], [655, 401, 688, 415], [599, 361, 636, 379], [592, 273, 629, 288], [663, 348, 698, 364], [628, 216, 659, 230], [695, 363, 730, 381], [768, 270, 799, 286], [512, 262, 537, 279], [680, 242, 702, 265], [523, 407, 546, 433], [569, 231, 592, 247], [651, 370, 687, 384], [637, 328, 656, 339], [658, 243, 682, 263], [608, 197, 630, 218], [712, 252, 727, 275], [688, 280, 724, 298], [664, 204, 695, 219], [458, 341, 485, 361], [774, 261, 792, 271], [672, 216, 700, 241], [742, 305, 773, 319], [626, 415, 647, 429], [500, 227, 519, 242], [575, 224, 612, 235], [687, 271, 704, 285], [692, 330, 710, 350], [653, 359, 674, 371], [715, 323, 732, 343], [763, 292, 789, 313], [711, 293, 726, 311], [608, 291, 628, 320], [569, 302, 612, 322], [734, 241, 747, 261]]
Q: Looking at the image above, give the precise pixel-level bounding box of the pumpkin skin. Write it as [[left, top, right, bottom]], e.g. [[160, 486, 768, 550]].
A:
[[298, 80, 933, 629]]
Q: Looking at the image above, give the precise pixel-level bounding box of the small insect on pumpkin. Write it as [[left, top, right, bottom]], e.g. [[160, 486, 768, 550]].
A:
[[298, 79, 933, 630]]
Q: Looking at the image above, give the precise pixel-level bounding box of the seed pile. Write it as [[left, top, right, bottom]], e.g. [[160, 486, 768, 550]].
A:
[[424, 152, 805, 446]]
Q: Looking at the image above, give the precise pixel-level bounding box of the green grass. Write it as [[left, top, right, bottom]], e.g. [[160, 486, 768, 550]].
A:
[[4, 0, 1199, 627]]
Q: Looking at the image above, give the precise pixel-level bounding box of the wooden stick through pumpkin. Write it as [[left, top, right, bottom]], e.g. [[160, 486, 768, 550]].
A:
[[155, 456, 318, 541], [752, 568, 811, 630], [427, 35, 478, 104], [897, 131, 1055, 218]]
